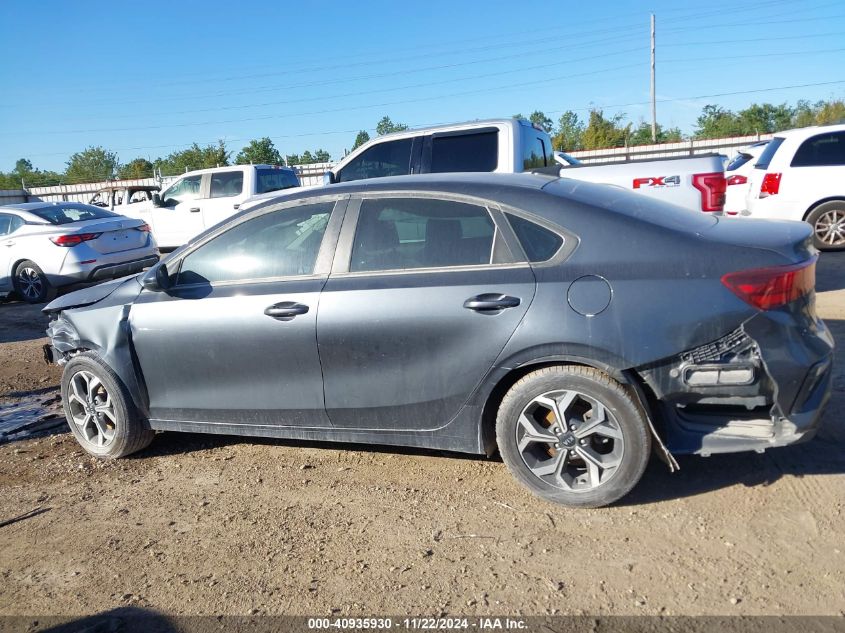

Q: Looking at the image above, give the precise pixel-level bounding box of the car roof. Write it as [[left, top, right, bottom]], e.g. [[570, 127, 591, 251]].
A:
[[95, 184, 160, 192], [174, 164, 296, 177], [322, 171, 557, 195], [771, 123, 845, 140]]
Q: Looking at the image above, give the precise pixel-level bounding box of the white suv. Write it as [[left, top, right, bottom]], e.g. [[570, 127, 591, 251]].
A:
[[744, 124, 845, 250]]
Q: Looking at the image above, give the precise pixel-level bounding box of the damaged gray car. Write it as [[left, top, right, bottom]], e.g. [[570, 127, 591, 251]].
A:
[[43, 173, 834, 508]]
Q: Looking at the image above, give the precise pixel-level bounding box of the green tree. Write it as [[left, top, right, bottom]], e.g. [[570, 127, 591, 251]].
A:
[[581, 110, 631, 149], [628, 122, 683, 146], [118, 158, 154, 179], [376, 116, 408, 136], [235, 137, 283, 165], [154, 141, 230, 175], [815, 100, 845, 125], [552, 111, 585, 151], [286, 149, 331, 165], [14, 159, 33, 177], [694, 104, 745, 138], [65, 146, 120, 183], [529, 110, 553, 133], [352, 130, 370, 150]]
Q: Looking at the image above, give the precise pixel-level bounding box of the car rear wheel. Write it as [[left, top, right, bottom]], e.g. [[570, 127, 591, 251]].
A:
[[806, 201, 845, 251], [496, 365, 651, 508], [61, 352, 154, 459], [13, 260, 55, 304]]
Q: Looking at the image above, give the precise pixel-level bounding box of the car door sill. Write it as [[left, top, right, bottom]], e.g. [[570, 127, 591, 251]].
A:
[[148, 419, 482, 454]]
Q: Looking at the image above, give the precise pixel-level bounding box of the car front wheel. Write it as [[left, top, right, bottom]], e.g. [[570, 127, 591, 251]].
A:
[[496, 365, 651, 508], [61, 352, 154, 459]]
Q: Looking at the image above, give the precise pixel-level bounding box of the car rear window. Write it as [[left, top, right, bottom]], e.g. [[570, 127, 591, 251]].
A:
[[256, 168, 300, 194], [754, 137, 784, 169], [506, 213, 563, 262], [523, 136, 548, 171], [29, 205, 118, 225], [791, 131, 845, 167], [726, 153, 752, 172], [430, 131, 498, 173]]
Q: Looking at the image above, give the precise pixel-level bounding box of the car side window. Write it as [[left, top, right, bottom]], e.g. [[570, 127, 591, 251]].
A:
[[430, 131, 498, 173], [791, 132, 845, 167], [505, 213, 563, 262], [523, 136, 548, 171], [176, 202, 334, 285], [209, 171, 244, 198], [338, 139, 413, 183], [162, 175, 202, 206], [0, 214, 11, 236], [349, 198, 496, 272]]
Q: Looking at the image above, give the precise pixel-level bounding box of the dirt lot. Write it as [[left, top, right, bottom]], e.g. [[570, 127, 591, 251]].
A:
[[0, 256, 844, 620]]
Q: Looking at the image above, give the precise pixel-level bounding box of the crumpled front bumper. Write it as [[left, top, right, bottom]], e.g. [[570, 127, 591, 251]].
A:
[[636, 311, 834, 456]]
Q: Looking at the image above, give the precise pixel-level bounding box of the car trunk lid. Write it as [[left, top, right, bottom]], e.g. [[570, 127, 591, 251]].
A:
[[703, 217, 814, 265], [60, 217, 149, 254]]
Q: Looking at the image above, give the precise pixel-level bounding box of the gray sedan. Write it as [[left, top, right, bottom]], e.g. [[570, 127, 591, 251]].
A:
[[43, 173, 833, 507], [1, 202, 159, 303]]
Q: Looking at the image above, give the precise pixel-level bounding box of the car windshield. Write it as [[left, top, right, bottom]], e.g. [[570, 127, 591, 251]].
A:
[[29, 204, 118, 225]]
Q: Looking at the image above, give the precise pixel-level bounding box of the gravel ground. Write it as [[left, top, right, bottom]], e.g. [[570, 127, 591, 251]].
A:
[[0, 255, 843, 619]]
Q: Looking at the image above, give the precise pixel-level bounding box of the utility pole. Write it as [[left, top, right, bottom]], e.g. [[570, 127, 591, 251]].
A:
[[651, 13, 657, 143]]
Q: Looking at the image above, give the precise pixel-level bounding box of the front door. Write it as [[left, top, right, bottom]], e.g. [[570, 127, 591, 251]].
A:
[[130, 198, 344, 427], [317, 195, 536, 431], [150, 174, 205, 248]]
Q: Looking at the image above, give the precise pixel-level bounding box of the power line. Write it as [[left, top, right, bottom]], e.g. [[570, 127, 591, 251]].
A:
[[17, 79, 845, 162]]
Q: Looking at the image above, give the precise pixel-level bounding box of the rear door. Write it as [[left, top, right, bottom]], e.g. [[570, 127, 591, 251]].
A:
[[421, 128, 500, 174], [317, 193, 535, 431], [203, 169, 248, 229], [130, 196, 346, 427], [0, 213, 20, 291]]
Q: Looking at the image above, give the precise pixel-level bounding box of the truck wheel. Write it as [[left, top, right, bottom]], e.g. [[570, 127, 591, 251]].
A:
[[806, 201, 845, 251], [61, 352, 154, 459], [496, 365, 651, 508], [13, 260, 56, 304]]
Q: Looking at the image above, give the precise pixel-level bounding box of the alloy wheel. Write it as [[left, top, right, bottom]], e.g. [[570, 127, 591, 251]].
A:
[[814, 209, 845, 247], [67, 370, 117, 448], [515, 390, 625, 491], [16, 267, 44, 301]]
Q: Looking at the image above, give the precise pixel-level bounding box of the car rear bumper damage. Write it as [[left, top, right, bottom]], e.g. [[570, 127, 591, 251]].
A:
[[636, 315, 834, 456]]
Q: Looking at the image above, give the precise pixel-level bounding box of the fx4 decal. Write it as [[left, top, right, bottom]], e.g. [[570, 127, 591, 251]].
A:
[[633, 175, 681, 189]]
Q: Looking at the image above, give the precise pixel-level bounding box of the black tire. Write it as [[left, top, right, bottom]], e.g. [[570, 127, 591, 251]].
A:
[[806, 201, 845, 251], [496, 365, 651, 508], [60, 352, 154, 459], [13, 260, 56, 304]]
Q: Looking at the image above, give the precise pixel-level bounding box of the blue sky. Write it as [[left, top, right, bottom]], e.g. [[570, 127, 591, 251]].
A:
[[1, 0, 844, 175]]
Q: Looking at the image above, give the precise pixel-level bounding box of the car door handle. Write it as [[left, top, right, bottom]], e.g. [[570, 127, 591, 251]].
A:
[[189, 207, 201, 213], [3, 240, 13, 247], [463, 294, 521, 311], [264, 302, 309, 319]]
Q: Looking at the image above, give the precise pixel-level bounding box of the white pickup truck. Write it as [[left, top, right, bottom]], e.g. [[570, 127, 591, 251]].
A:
[[324, 119, 726, 214], [559, 154, 727, 213], [123, 164, 300, 248]]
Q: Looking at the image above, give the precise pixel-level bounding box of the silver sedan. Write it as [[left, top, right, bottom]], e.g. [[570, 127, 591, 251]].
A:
[[0, 202, 159, 303]]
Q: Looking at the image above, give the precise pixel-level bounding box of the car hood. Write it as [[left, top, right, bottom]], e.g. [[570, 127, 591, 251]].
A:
[[42, 275, 141, 313]]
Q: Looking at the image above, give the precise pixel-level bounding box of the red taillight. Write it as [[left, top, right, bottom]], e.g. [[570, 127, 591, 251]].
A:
[[726, 174, 747, 186], [721, 257, 816, 310], [759, 172, 782, 197], [50, 232, 101, 247], [135, 223, 151, 232], [692, 172, 726, 212]]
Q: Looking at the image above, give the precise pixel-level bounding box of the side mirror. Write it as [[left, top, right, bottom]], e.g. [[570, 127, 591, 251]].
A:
[[152, 193, 163, 207], [141, 263, 172, 292], [323, 171, 337, 185]]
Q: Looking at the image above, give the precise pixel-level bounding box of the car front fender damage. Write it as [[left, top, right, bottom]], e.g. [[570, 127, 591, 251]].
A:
[[635, 314, 833, 456], [44, 304, 150, 417]]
